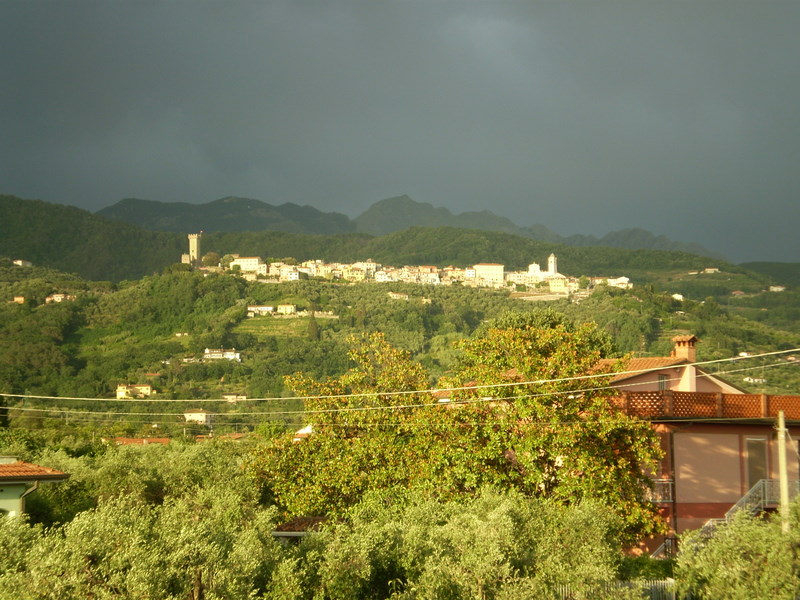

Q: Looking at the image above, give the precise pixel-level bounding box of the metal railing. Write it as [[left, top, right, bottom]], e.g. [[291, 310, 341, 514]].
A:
[[646, 479, 674, 503], [555, 578, 675, 600], [724, 479, 799, 520], [699, 479, 800, 538], [655, 480, 800, 556], [650, 537, 678, 560]]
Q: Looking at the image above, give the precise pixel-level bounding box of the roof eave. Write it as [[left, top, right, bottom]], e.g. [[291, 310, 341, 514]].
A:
[[0, 474, 71, 483]]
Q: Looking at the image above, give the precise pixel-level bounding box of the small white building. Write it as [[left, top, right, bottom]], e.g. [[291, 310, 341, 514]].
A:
[[45, 293, 76, 303], [605, 276, 632, 290], [203, 348, 241, 362], [230, 257, 265, 274], [374, 270, 396, 283], [277, 304, 297, 315], [352, 260, 381, 278], [116, 384, 154, 399], [184, 410, 213, 425], [222, 394, 246, 403], [293, 424, 313, 443], [279, 266, 301, 281]]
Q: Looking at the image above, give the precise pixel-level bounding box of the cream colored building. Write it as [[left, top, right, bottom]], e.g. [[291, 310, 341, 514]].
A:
[[184, 410, 213, 425], [473, 263, 505, 286], [116, 383, 154, 399], [277, 304, 297, 315], [230, 257, 265, 273], [203, 348, 241, 362]]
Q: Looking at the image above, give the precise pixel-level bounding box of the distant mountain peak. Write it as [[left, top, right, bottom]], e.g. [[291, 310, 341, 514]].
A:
[[97, 197, 354, 235], [354, 196, 520, 237], [96, 193, 724, 259]]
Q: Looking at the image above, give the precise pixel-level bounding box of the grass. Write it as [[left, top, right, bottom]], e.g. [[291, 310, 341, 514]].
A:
[[233, 316, 310, 338]]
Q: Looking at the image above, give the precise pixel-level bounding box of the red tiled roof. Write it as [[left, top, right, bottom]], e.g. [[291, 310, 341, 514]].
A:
[[274, 516, 326, 532], [109, 437, 171, 446], [596, 357, 688, 383], [672, 334, 698, 343], [0, 460, 70, 482], [195, 433, 246, 442]]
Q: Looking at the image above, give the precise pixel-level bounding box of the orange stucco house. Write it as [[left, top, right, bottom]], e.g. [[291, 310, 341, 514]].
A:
[[609, 336, 800, 554]]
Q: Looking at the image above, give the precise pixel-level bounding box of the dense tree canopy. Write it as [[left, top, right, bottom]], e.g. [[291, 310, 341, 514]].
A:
[[676, 508, 800, 599], [251, 312, 663, 541]]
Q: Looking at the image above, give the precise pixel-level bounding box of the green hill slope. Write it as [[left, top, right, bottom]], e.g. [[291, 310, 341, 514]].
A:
[[0, 195, 775, 288], [740, 262, 800, 287], [0, 195, 183, 281]]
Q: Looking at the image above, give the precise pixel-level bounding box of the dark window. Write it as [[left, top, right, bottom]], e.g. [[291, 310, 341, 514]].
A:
[[746, 437, 768, 489]]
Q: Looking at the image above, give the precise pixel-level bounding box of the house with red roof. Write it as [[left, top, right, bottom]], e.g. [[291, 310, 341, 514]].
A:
[[0, 457, 70, 517], [601, 335, 745, 394], [606, 336, 800, 555]]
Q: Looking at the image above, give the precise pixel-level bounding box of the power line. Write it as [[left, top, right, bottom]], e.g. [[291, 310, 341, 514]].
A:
[[2, 346, 798, 406], [3, 357, 796, 422]]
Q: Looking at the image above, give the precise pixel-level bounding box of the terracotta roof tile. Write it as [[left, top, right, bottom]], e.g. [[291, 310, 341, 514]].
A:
[[0, 460, 70, 482], [596, 357, 688, 383], [110, 437, 171, 446], [672, 334, 698, 343]]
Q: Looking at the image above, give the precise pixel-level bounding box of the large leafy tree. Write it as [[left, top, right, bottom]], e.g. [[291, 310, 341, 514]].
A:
[[252, 332, 434, 517], [251, 311, 663, 540], [436, 310, 663, 539]]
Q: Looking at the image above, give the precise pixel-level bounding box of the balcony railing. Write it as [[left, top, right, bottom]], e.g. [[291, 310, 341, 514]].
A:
[[645, 478, 674, 503], [699, 479, 800, 539], [617, 391, 800, 421]]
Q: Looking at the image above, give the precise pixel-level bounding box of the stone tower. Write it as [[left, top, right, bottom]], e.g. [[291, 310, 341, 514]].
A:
[[188, 233, 202, 265], [547, 253, 558, 275]]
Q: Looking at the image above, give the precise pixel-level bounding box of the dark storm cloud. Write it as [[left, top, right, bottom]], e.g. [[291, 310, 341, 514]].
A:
[[2, 1, 799, 262]]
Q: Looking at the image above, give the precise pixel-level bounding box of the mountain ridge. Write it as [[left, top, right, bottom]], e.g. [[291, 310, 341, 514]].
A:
[[98, 194, 724, 259], [97, 196, 355, 235]]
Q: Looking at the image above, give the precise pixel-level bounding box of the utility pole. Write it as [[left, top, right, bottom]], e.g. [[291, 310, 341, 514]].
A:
[[778, 410, 790, 533]]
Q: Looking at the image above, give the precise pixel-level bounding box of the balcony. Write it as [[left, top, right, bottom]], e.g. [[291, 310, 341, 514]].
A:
[[617, 391, 800, 421]]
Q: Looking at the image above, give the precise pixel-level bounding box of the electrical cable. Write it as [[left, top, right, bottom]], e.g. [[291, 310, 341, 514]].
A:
[[2, 346, 797, 405], [3, 356, 797, 422]]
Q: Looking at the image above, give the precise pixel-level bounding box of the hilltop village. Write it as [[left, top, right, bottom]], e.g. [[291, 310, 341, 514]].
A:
[[180, 233, 632, 295]]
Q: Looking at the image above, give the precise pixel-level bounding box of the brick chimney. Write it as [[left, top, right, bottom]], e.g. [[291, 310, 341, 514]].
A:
[[671, 335, 698, 363]]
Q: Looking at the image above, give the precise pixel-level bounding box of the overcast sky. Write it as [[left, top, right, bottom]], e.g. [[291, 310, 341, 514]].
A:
[[2, 1, 799, 262]]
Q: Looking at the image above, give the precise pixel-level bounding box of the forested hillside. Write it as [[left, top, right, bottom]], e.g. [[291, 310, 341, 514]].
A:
[[0, 195, 782, 286], [97, 196, 356, 234], [741, 261, 800, 287], [97, 193, 723, 258], [0, 195, 182, 281], [2, 259, 800, 599], [2, 260, 798, 437]]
